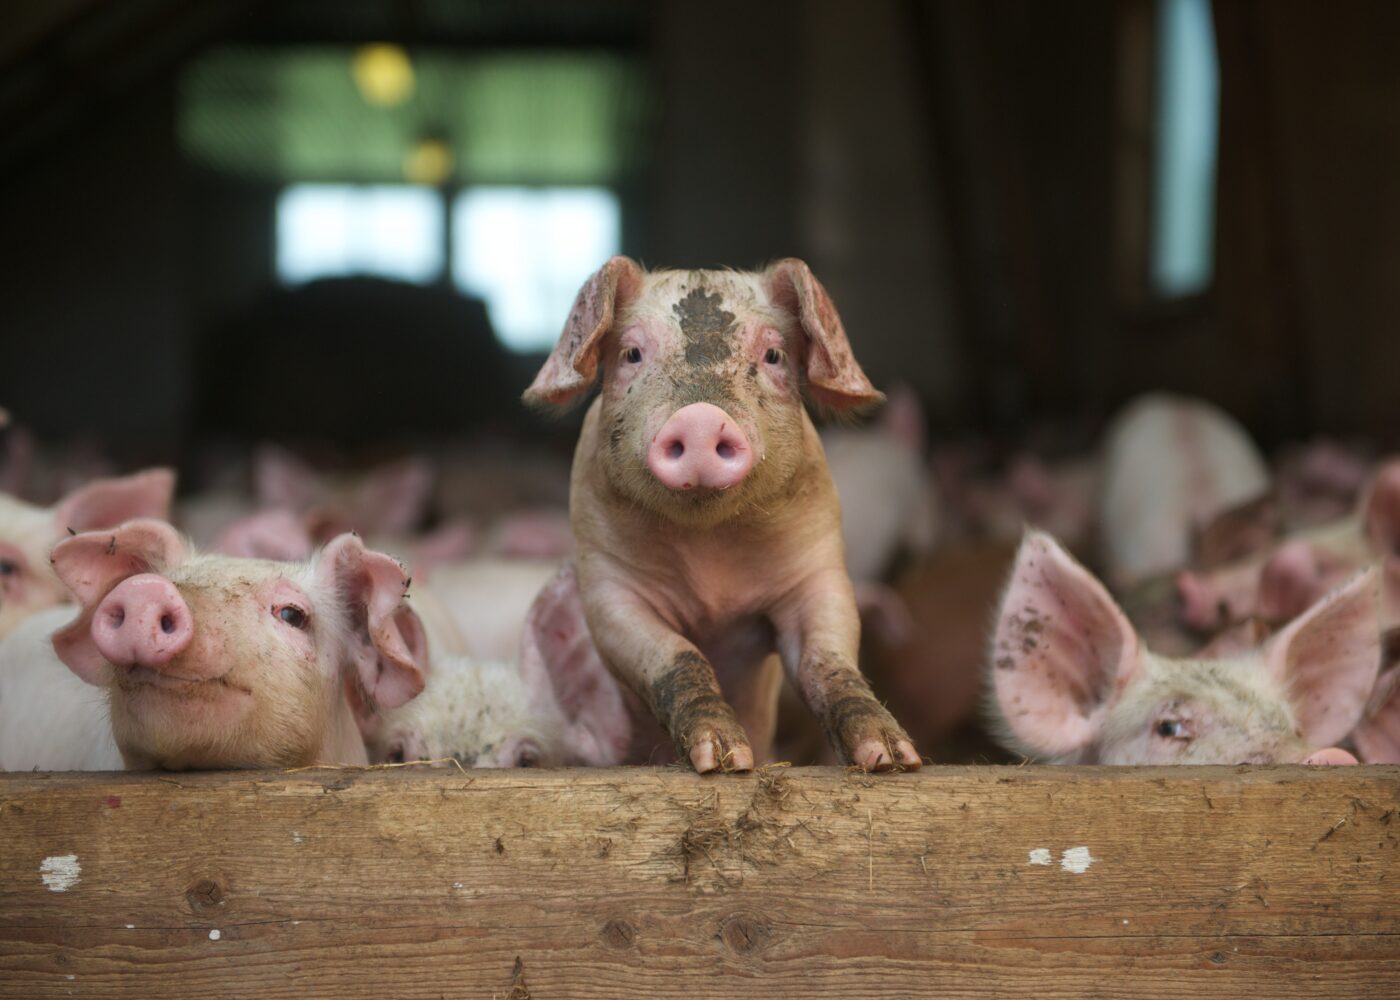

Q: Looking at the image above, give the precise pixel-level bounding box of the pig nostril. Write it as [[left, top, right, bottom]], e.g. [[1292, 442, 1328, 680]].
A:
[[716, 441, 736, 460], [160, 613, 176, 635], [107, 606, 126, 629], [667, 441, 684, 460]]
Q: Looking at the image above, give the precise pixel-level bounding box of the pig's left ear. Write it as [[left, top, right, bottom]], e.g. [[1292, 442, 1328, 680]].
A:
[[519, 562, 630, 765], [319, 534, 428, 712], [766, 258, 884, 412], [51, 468, 176, 536], [1352, 665, 1400, 764], [1263, 569, 1380, 747], [1363, 460, 1400, 556], [353, 455, 435, 537], [524, 256, 644, 408]]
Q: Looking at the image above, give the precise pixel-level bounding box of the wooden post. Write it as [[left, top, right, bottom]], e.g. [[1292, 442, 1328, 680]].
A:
[[2, 765, 1398, 997]]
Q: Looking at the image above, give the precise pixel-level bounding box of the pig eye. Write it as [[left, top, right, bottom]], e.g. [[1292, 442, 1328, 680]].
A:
[[764, 347, 785, 365], [1154, 719, 1192, 740], [621, 346, 643, 364], [0, 559, 19, 577], [273, 604, 309, 629], [385, 745, 405, 764], [515, 743, 541, 768]]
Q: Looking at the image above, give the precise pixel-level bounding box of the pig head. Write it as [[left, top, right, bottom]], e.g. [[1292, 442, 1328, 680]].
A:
[[48, 520, 428, 770], [0, 469, 174, 638], [524, 257, 920, 773], [990, 531, 1378, 765]]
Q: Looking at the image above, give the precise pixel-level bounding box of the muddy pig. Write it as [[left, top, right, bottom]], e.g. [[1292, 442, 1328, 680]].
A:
[[0, 469, 174, 639], [524, 256, 919, 773], [10, 519, 429, 770], [989, 531, 1376, 765]]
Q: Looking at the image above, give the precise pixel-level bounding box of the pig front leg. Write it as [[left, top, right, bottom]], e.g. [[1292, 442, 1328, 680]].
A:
[[582, 583, 754, 773], [775, 571, 922, 771]]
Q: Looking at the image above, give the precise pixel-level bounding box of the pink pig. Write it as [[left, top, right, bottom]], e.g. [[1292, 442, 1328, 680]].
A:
[[0, 469, 174, 638], [990, 531, 1377, 765], [39, 519, 428, 770], [525, 257, 919, 773]]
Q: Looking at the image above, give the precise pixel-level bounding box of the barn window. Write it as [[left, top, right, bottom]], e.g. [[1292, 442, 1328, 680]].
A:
[[275, 184, 444, 286], [1149, 0, 1219, 298]]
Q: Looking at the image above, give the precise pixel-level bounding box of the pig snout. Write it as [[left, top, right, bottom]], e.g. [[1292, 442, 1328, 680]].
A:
[[647, 403, 753, 491], [1300, 747, 1359, 766], [1175, 571, 1225, 631], [91, 574, 194, 669]]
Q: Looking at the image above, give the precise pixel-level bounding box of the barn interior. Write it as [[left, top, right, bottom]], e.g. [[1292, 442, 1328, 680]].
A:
[[2, 0, 1398, 765]]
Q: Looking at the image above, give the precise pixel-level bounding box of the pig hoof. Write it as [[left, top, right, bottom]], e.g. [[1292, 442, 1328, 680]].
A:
[[851, 736, 923, 772], [688, 734, 754, 774]]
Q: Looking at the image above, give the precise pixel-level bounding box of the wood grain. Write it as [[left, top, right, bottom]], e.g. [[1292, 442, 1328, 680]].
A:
[[1, 765, 1398, 998]]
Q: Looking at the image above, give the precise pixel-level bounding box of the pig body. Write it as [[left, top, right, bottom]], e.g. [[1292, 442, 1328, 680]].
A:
[[0, 469, 174, 638], [0, 607, 124, 770], [39, 520, 428, 770], [1099, 394, 1270, 586], [526, 257, 919, 773], [989, 531, 1377, 765]]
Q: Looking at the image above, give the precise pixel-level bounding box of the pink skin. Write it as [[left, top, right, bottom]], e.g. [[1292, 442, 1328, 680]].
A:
[[991, 531, 1379, 766], [48, 519, 428, 770], [646, 402, 754, 492], [525, 257, 920, 774], [210, 507, 315, 562]]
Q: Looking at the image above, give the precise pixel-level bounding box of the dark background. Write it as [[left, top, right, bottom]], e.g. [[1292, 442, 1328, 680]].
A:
[[1, 0, 1397, 476]]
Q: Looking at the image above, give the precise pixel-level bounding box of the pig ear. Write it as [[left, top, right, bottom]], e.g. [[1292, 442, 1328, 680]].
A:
[[1363, 461, 1400, 556], [766, 258, 883, 412], [524, 256, 643, 408], [254, 445, 321, 512], [353, 455, 434, 536], [318, 534, 428, 711], [50, 519, 187, 684], [519, 563, 630, 765], [1256, 540, 1328, 623], [1263, 569, 1380, 747], [990, 531, 1142, 758], [1352, 665, 1400, 764], [210, 508, 315, 561], [51, 468, 175, 536]]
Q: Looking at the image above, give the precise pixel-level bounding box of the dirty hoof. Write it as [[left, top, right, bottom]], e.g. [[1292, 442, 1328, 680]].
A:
[[850, 736, 922, 772], [689, 732, 755, 773]]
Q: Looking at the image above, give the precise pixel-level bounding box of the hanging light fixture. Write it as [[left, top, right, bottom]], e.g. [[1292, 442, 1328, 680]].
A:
[[352, 43, 415, 108]]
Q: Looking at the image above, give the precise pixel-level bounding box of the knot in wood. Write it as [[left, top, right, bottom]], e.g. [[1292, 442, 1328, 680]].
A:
[[601, 918, 636, 949], [185, 878, 225, 912], [719, 913, 772, 954]]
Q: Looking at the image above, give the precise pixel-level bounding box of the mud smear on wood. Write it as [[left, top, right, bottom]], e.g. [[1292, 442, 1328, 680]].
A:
[[668, 765, 815, 891]]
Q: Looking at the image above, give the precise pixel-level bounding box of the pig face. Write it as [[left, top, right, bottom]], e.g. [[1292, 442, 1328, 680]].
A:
[[255, 445, 435, 541], [524, 257, 882, 529], [365, 562, 631, 768], [0, 469, 174, 638], [49, 520, 427, 770], [990, 531, 1379, 765]]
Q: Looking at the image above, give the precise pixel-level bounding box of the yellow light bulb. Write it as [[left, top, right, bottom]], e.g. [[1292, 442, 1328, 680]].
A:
[[352, 44, 415, 108]]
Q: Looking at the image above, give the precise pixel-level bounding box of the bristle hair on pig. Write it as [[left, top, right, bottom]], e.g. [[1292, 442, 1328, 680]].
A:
[[25, 519, 428, 770], [524, 256, 920, 773], [989, 530, 1378, 766]]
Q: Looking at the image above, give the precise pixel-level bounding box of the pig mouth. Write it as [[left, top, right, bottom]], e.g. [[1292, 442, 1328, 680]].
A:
[[116, 663, 253, 699]]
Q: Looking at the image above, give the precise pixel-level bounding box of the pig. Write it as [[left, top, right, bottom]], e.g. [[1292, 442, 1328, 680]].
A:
[[1175, 458, 1400, 635], [524, 256, 920, 773], [1353, 665, 1400, 763], [989, 531, 1377, 765], [1099, 393, 1270, 587], [255, 445, 435, 541], [0, 469, 174, 638], [11, 519, 429, 770], [364, 564, 632, 768]]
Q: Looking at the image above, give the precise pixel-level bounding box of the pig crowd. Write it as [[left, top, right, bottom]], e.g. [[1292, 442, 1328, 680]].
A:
[[0, 257, 1396, 776]]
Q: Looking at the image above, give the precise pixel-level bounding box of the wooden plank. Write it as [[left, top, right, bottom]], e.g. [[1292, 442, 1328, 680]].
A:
[[1, 765, 1398, 998]]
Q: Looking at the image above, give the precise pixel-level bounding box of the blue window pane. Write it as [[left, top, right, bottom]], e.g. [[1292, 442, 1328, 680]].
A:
[[276, 184, 444, 286], [1151, 0, 1219, 298], [452, 187, 621, 352]]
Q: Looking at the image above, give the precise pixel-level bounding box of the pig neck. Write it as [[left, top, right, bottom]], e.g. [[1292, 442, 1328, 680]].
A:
[[319, 688, 370, 766], [573, 402, 844, 627]]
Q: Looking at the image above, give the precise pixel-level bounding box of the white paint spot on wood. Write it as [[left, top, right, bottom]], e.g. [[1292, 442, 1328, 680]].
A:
[[1027, 848, 1052, 865], [40, 854, 81, 892], [453, 882, 463, 889], [292, 831, 304, 845], [125, 924, 135, 929], [1060, 846, 1094, 873], [209, 929, 221, 941]]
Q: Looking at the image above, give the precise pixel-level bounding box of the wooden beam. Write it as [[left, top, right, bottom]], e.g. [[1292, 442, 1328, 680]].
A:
[[2, 765, 1398, 997]]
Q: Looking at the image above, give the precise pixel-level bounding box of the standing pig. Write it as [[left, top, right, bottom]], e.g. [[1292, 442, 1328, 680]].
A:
[[0, 469, 174, 638], [1099, 394, 1270, 587], [0, 519, 428, 770], [524, 256, 920, 773], [989, 531, 1377, 765]]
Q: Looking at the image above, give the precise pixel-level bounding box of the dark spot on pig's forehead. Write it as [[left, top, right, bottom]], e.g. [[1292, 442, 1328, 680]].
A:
[[674, 287, 736, 369]]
